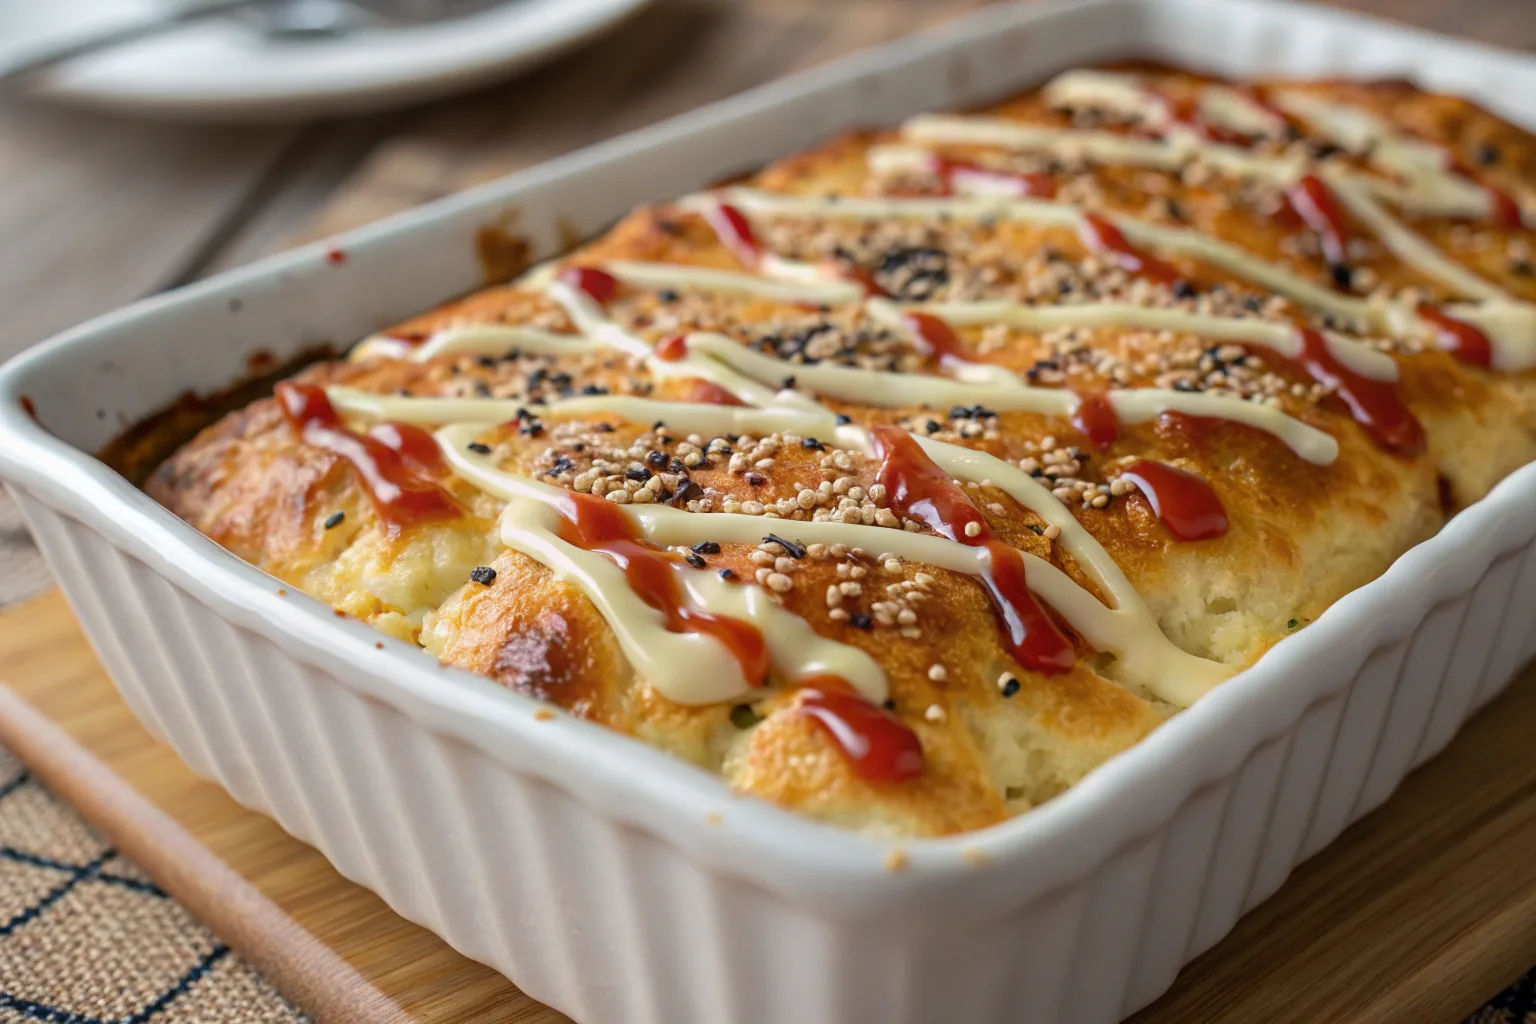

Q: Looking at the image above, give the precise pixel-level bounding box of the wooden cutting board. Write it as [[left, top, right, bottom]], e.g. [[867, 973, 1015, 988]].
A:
[[1, 588, 1533, 1023]]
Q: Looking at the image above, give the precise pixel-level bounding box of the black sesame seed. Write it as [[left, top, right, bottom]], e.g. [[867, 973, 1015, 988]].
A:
[[1287, 618, 1299, 629], [1329, 262, 1353, 290], [476, 355, 497, 368], [467, 442, 492, 454], [882, 699, 897, 711], [581, 383, 610, 396], [692, 541, 721, 555], [925, 419, 942, 433], [1513, 259, 1533, 278], [550, 454, 575, 475], [672, 479, 704, 506], [646, 450, 667, 468], [801, 437, 825, 450], [718, 568, 737, 581], [657, 288, 680, 302], [684, 551, 707, 569], [323, 511, 345, 529], [625, 467, 652, 482], [763, 533, 806, 559], [781, 375, 798, 390], [730, 704, 763, 729], [470, 566, 497, 585], [1172, 279, 1197, 300], [1026, 523, 1043, 535], [835, 414, 852, 425], [656, 219, 683, 236], [745, 471, 768, 486], [1476, 142, 1501, 167], [1001, 676, 1020, 698], [850, 613, 873, 630]]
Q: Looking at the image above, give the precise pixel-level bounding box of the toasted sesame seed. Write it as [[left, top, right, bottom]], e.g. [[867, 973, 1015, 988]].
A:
[[533, 708, 556, 721], [928, 664, 947, 682], [883, 849, 910, 873], [964, 521, 983, 538], [766, 572, 794, 593], [1043, 524, 1061, 541], [924, 704, 946, 722]]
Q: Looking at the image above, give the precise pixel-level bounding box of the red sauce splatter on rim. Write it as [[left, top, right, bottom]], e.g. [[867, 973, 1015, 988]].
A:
[[1071, 391, 1120, 451], [18, 396, 37, 422], [276, 382, 462, 536], [555, 489, 770, 687], [558, 265, 619, 305], [931, 156, 1056, 198], [1078, 213, 1182, 284], [325, 248, 347, 265], [1417, 305, 1493, 368], [1291, 328, 1425, 455], [872, 426, 1075, 675], [798, 678, 925, 784], [1118, 460, 1228, 541], [1286, 174, 1351, 271], [701, 200, 763, 270]]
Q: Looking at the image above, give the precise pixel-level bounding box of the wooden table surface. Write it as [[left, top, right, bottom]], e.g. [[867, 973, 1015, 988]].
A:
[[1, 0, 1534, 1021]]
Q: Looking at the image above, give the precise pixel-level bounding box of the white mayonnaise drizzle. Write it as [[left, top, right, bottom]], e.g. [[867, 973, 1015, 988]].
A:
[[707, 184, 1536, 372], [439, 424, 889, 706]]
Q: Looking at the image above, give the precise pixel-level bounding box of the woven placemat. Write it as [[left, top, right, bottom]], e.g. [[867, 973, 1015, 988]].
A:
[[0, 744, 307, 1024]]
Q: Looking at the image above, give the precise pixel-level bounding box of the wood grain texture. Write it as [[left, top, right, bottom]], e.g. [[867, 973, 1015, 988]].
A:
[[1, 589, 1533, 1023]]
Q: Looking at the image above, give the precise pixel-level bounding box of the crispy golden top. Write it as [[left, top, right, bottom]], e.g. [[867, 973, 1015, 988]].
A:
[[146, 66, 1536, 838]]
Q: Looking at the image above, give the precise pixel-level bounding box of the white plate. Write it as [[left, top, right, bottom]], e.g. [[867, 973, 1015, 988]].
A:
[[14, 0, 654, 120]]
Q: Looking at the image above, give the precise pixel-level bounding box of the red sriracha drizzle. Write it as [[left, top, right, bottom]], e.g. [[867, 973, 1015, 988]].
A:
[[872, 426, 1075, 675], [1292, 328, 1425, 454], [903, 311, 967, 367], [555, 489, 770, 687], [367, 421, 450, 475], [930, 156, 1056, 199], [797, 677, 924, 784], [654, 334, 689, 362], [1118, 460, 1228, 541], [275, 382, 462, 536], [558, 265, 619, 305], [701, 200, 763, 270], [1417, 305, 1493, 368], [654, 335, 745, 404], [1286, 174, 1351, 271], [1071, 391, 1120, 451], [1078, 214, 1182, 285]]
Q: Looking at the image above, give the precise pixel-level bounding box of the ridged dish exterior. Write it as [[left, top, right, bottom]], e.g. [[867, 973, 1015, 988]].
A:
[[10, 487, 1536, 1024], [4, 2, 1536, 1021]]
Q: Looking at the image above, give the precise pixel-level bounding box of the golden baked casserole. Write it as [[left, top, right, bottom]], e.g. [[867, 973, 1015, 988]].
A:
[[146, 67, 1536, 838]]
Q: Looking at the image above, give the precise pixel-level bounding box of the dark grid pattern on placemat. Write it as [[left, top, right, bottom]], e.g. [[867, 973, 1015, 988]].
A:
[[1470, 970, 1536, 1024], [0, 746, 306, 1024]]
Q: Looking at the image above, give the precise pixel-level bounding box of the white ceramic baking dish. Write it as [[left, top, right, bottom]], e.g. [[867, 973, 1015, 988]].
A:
[[3, 1, 1534, 1021]]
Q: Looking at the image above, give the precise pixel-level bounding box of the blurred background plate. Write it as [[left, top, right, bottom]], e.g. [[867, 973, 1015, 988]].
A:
[[3, 0, 655, 121]]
